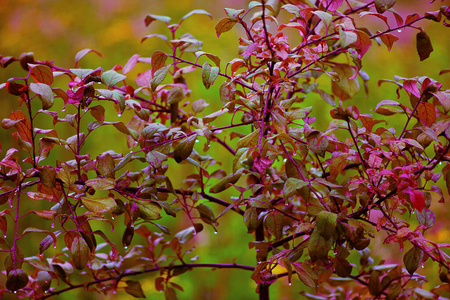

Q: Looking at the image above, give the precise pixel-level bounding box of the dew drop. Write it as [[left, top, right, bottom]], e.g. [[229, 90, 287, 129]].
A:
[[113, 290, 116, 294], [195, 139, 200, 143], [124, 246, 128, 250], [397, 29, 402, 33], [421, 265, 424, 268], [4, 234, 6, 239], [118, 113, 122, 117], [288, 282, 292, 286], [283, 158, 287, 162], [61, 108, 66, 112], [213, 231, 218, 235], [111, 216, 115, 220]]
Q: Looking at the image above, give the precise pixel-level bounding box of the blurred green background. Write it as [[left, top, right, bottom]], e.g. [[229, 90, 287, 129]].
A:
[[0, 0, 449, 299]]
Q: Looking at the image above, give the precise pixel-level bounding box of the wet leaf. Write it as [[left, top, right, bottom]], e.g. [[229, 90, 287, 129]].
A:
[[71, 235, 90, 270], [151, 65, 170, 91], [283, 177, 308, 199], [80, 196, 118, 214], [416, 31, 433, 61], [74, 48, 103, 66], [29, 64, 54, 85], [6, 268, 29, 291], [85, 177, 116, 190], [102, 70, 126, 88], [209, 168, 243, 193], [123, 54, 141, 74], [374, 0, 396, 14], [202, 62, 219, 90], [151, 50, 167, 75], [316, 211, 337, 240], [145, 14, 171, 26], [416, 102, 436, 127], [137, 201, 162, 220], [167, 86, 185, 104], [125, 280, 146, 298], [30, 82, 54, 109], [403, 246, 423, 275], [215, 18, 237, 38], [417, 208, 436, 229], [173, 134, 197, 163], [37, 270, 52, 291], [292, 262, 317, 287]]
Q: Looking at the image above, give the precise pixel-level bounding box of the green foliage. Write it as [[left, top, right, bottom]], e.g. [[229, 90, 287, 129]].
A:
[[0, 1, 450, 299]]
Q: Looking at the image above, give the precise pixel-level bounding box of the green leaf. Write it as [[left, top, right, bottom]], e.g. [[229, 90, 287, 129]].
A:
[[292, 262, 317, 287], [146, 150, 167, 169], [175, 226, 196, 243], [151, 65, 170, 91], [332, 64, 360, 100], [403, 246, 423, 275], [81, 196, 118, 214], [236, 129, 260, 150], [112, 90, 125, 114], [244, 207, 260, 233], [101, 70, 126, 88], [209, 168, 243, 193], [85, 177, 116, 190], [196, 204, 215, 223], [308, 229, 332, 262], [283, 177, 308, 199], [202, 62, 219, 89], [125, 280, 146, 298], [312, 11, 332, 28], [316, 211, 337, 240], [71, 236, 90, 270], [112, 152, 133, 173], [167, 86, 185, 104], [137, 201, 162, 221], [29, 82, 54, 109], [339, 28, 358, 48], [173, 134, 197, 163]]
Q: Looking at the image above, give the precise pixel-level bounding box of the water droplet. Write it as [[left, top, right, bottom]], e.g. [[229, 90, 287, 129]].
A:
[[195, 139, 200, 143], [124, 246, 128, 250], [4, 235, 6, 239], [283, 158, 287, 162], [421, 265, 424, 268], [61, 108, 66, 112], [397, 29, 402, 33], [113, 290, 116, 294], [214, 231, 218, 235], [288, 282, 292, 286], [118, 113, 122, 117], [111, 216, 115, 220], [14, 291, 17, 294]]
